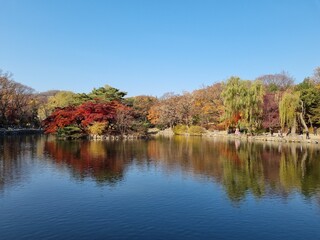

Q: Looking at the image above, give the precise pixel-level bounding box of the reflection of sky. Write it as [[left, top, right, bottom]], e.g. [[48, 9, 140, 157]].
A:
[[1, 158, 320, 240]]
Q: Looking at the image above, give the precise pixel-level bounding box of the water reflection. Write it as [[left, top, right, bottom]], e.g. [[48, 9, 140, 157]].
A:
[[1, 135, 320, 202], [44, 140, 135, 184], [0, 135, 43, 192]]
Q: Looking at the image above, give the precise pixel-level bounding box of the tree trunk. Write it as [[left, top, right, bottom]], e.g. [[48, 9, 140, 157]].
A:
[[292, 116, 297, 135], [299, 113, 308, 132], [307, 114, 313, 128]]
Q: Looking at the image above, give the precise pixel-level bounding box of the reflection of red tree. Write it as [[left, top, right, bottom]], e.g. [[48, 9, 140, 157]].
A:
[[44, 141, 126, 183], [260, 150, 281, 182], [219, 143, 242, 165]]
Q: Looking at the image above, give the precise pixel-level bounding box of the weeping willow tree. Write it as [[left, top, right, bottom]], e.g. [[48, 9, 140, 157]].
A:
[[242, 80, 264, 131], [222, 77, 264, 132], [221, 77, 245, 123], [279, 91, 309, 134]]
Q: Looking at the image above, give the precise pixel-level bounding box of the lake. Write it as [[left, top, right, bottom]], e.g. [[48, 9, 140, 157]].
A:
[[1, 135, 320, 239]]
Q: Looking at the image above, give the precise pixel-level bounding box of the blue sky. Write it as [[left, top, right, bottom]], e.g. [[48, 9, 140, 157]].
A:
[[0, 0, 319, 97]]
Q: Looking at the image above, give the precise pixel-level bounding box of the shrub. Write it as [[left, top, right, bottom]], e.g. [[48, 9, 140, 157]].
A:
[[88, 122, 107, 135], [188, 125, 206, 135], [57, 125, 86, 139], [173, 124, 188, 135], [173, 125, 206, 136]]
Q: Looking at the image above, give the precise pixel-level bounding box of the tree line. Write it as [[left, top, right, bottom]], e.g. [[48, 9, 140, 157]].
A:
[[147, 68, 320, 135], [1, 67, 319, 137], [0, 70, 39, 128]]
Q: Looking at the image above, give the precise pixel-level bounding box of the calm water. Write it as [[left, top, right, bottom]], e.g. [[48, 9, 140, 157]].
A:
[[1, 135, 320, 240]]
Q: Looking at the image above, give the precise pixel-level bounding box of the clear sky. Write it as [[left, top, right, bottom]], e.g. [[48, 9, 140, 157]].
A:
[[0, 0, 319, 97]]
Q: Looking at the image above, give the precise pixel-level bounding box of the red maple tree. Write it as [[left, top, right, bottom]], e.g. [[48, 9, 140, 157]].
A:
[[42, 100, 131, 134]]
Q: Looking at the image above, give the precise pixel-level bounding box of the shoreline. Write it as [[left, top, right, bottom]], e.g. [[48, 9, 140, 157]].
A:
[[0, 128, 43, 136], [156, 128, 320, 144], [1, 127, 319, 145], [203, 131, 320, 144]]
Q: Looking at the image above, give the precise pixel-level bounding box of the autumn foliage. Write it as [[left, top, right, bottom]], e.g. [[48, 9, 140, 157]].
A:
[[42, 100, 132, 135], [0, 70, 38, 127], [262, 93, 281, 129], [2, 66, 320, 134]]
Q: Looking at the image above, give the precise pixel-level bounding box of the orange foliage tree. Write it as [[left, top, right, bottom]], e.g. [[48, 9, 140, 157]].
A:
[[192, 83, 224, 129]]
